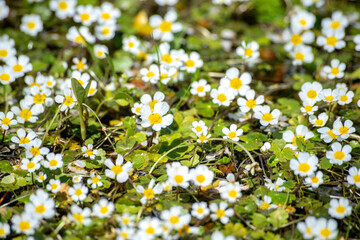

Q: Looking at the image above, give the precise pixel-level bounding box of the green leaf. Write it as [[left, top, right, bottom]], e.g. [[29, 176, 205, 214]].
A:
[[132, 155, 149, 170], [268, 209, 289, 228], [71, 78, 89, 104], [251, 213, 268, 228], [1, 174, 15, 184]]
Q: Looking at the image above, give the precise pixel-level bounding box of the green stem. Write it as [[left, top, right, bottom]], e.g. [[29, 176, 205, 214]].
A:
[[105, 54, 119, 88], [42, 108, 60, 143], [78, 103, 86, 142], [4, 86, 8, 114]]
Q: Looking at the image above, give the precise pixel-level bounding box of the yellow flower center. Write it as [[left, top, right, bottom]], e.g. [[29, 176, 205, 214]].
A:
[[49, 159, 57, 167], [311, 176, 319, 183], [216, 209, 226, 218], [298, 163, 310, 173], [306, 227, 312, 234], [197, 208, 204, 214], [88, 88, 96, 95], [27, 161, 35, 169], [0, 228, 5, 236], [330, 20, 340, 29], [262, 113, 273, 122], [339, 95, 348, 102], [353, 174, 360, 183], [228, 190, 237, 198], [216, 93, 227, 103], [320, 228, 331, 238], [295, 52, 304, 61], [336, 205, 345, 213], [148, 113, 162, 125], [185, 59, 195, 67], [339, 126, 349, 135], [246, 99, 256, 109], [64, 96, 74, 106], [77, 61, 85, 70], [304, 105, 313, 112], [20, 109, 32, 121], [101, 12, 111, 20], [128, 42, 134, 48], [58, 1, 68, 10], [121, 232, 129, 238], [33, 93, 46, 105], [334, 151, 345, 160], [0, 73, 10, 81], [39, 175, 45, 181], [27, 21, 36, 29], [73, 213, 83, 223], [195, 126, 202, 132], [174, 175, 184, 184], [161, 54, 173, 63], [159, 21, 172, 32], [75, 35, 85, 45], [327, 129, 338, 139], [244, 48, 253, 57], [314, 119, 323, 126], [101, 27, 110, 35], [112, 165, 123, 175], [146, 71, 155, 78], [100, 206, 109, 214], [169, 216, 179, 225], [330, 67, 339, 75], [19, 137, 30, 144], [0, 49, 8, 57], [148, 100, 158, 112], [292, 135, 304, 145], [86, 149, 94, 156], [199, 135, 207, 143], [306, 90, 317, 99], [196, 86, 204, 92], [1, 117, 10, 126], [80, 13, 90, 21], [92, 176, 99, 184], [196, 174, 205, 183], [145, 226, 155, 235], [291, 34, 302, 45], [299, 19, 307, 26], [228, 131, 236, 139], [144, 188, 155, 199], [260, 202, 270, 210], [326, 36, 338, 47], [19, 221, 30, 231], [51, 183, 58, 190], [74, 189, 82, 196], [230, 78, 242, 90], [13, 64, 23, 72], [30, 146, 40, 156], [35, 204, 46, 214]]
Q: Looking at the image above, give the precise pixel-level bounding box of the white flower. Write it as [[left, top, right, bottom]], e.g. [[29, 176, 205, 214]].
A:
[[43, 152, 63, 170], [7, 55, 32, 78], [136, 179, 163, 204], [140, 102, 174, 131], [265, 177, 285, 192], [282, 125, 314, 149], [297, 216, 318, 239], [11, 213, 39, 235], [190, 79, 211, 97], [326, 142, 351, 165], [87, 171, 103, 189], [191, 120, 207, 135], [336, 89, 354, 106], [46, 179, 62, 193], [300, 100, 318, 115], [55, 88, 76, 112], [181, 52, 203, 73], [290, 152, 318, 177], [328, 198, 352, 219], [299, 82, 323, 104], [210, 86, 235, 107], [305, 171, 323, 189], [155, 0, 178, 6], [236, 41, 260, 63], [0, 0, 9, 21], [37, 172, 47, 183], [190, 164, 214, 187], [320, 88, 338, 103], [70, 70, 91, 87], [237, 89, 264, 113], [222, 124, 243, 141], [0, 65, 15, 85], [220, 182, 242, 203], [24, 86, 54, 113], [260, 142, 271, 152], [104, 154, 133, 183], [291, 10, 315, 32], [317, 127, 339, 143], [283, 29, 314, 52], [0, 111, 17, 130], [81, 144, 98, 159], [301, 0, 324, 7], [94, 44, 108, 59], [97, 2, 121, 24], [197, 131, 211, 143], [122, 36, 141, 54], [25, 138, 50, 161], [321, 11, 348, 33], [292, 45, 314, 65], [138, 217, 162, 239], [92, 198, 115, 218], [11, 129, 37, 147], [69, 183, 89, 202], [309, 113, 328, 127], [254, 105, 281, 126], [354, 34, 360, 51], [347, 167, 360, 188], [317, 29, 345, 52], [20, 14, 43, 36], [211, 231, 235, 240], [0, 37, 16, 62], [209, 201, 234, 224], [74, 5, 98, 26], [116, 227, 136, 240], [256, 195, 277, 210], [159, 64, 177, 85], [191, 202, 209, 219], [166, 162, 191, 188], [161, 206, 190, 230], [66, 26, 95, 45], [323, 59, 345, 79], [0, 222, 10, 238], [140, 64, 160, 84], [332, 117, 355, 140], [220, 67, 251, 96], [49, 0, 77, 19], [71, 57, 88, 72], [21, 158, 40, 173], [24, 189, 55, 219], [68, 205, 92, 225], [149, 10, 182, 42], [313, 218, 338, 240]]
